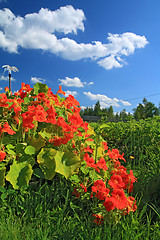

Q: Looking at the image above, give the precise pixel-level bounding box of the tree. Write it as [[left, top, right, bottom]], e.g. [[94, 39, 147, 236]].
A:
[[133, 103, 145, 120], [119, 109, 128, 121], [107, 106, 114, 119], [94, 101, 101, 116], [133, 98, 159, 120]]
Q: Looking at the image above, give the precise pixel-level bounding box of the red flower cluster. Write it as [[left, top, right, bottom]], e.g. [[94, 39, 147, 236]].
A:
[[84, 153, 108, 172], [0, 83, 89, 147], [72, 139, 137, 224]]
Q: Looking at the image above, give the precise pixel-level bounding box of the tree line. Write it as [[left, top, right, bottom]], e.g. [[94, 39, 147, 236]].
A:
[[80, 98, 160, 121]]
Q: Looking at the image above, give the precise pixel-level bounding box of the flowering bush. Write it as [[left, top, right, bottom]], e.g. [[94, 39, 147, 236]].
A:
[[70, 130, 137, 224], [0, 82, 88, 189], [0, 82, 137, 224]]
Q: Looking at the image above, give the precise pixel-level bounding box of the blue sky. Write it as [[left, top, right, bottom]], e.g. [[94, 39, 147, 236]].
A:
[[0, 0, 160, 113]]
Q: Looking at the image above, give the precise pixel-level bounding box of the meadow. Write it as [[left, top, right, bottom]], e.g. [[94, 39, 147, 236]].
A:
[[0, 84, 160, 239]]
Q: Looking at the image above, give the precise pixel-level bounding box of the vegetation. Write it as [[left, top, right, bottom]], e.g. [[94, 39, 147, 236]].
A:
[[80, 98, 160, 121], [0, 83, 160, 239]]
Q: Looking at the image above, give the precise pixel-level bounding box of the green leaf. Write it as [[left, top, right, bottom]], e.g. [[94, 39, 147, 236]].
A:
[[17, 164, 33, 191], [27, 134, 46, 151], [0, 166, 6, 186], [24, 97, 34, 104], [39, 129, 52, 140], [78, 127, 85, 133], [37, 148, 56, 180], [16, 143, 27, 154], [33, 82, 48, 95], [69, 174, 80, 183], [6, 144, 15, 150], [99, 123, 108, 129], [62, 151, 80, 166], [25, 146, 36, 155], [55, 151, 80, 179], [6, 161, 33, 190]]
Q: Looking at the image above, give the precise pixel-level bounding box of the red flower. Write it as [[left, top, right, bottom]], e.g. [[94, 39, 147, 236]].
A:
[[102, 142, 108, 151], [93, 214, 104, 225], [108, 174, 125, 189], [103, 198, 115, 212], [124, 196, 137, 214], [111, 189, 128, 210], [96, 157, 108, 171], [107, 149, 126, 162], [83, 146, 93, 154], [0, 150, 6, 161], [57, 86, 65, 96], [91, 180, 106, 193], [2, 122, 16, 135], [84, 153, 96, 168]]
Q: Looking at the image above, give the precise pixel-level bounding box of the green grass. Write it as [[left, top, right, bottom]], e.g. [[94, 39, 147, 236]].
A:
[[1, 117, 160, 239], [0, 179, 160, 240]]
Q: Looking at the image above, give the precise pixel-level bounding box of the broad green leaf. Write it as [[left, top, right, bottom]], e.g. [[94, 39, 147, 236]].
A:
[[27, 134, 46, 151], [0, 166, 6, 186], [25, 146, 36, 155], [55, 151, 80, 179], [39, 129, 52, 140], [24, 96, 34, 104], [6, 161, 33, 190], [33, 82, 48, 95], [62, 151, 80, 166], [17, 164, 33, 191], [37, 148, 56, 180]]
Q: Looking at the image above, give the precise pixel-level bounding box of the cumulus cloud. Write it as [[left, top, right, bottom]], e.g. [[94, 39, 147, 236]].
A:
[[31, 77, 46, 83], [0, 75, 15, 81], [58, 77, 93, 87], [0, 75, 8, 81], [0, 6, 148, 69], [83, 91, 131, 107], [65, 90, 77, 97]]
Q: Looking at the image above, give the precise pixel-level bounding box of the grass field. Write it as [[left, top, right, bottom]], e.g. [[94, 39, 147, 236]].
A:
[[0, 117, 160, 239]]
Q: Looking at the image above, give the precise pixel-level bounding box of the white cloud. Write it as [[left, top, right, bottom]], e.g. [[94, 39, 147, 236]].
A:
[[0, 6, 148, 69], [80, 106, 87, 110], [31, 77, 46, 83], [98, 55, 123, 70], [65, 90, 77, 97], [58, 77, 93, 87], [0, 87, 2, 91], [0, 75, 8, 81], [83, 91, 131, 107], [0, 75, 15, 81]]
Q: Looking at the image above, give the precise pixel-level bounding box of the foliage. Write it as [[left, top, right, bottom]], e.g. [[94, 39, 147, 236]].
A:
[[91, 117, 160, 221], [81, 98, 160, 122], [133, 98, 159, 120], [0, 82, 88, 189], [0, 82, 137, 225]]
